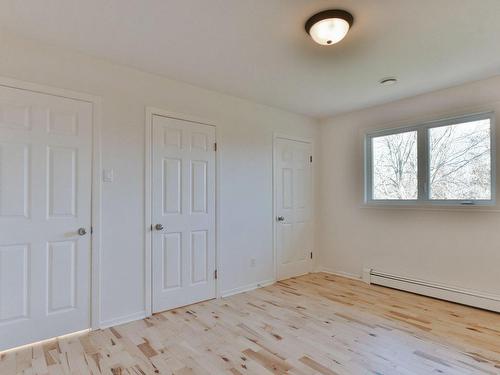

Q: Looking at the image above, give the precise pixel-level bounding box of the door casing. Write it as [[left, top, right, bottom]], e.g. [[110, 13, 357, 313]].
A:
[[144, 107, 218, 316], [0, 76, 102, 336]]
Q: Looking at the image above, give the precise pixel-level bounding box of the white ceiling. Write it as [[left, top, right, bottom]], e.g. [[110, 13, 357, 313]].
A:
[[1, 0, 500, 118]]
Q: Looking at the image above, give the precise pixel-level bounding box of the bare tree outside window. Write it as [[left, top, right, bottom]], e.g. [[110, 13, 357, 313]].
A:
[[372, 131, 417, 199], [429, 119, 491, 200]]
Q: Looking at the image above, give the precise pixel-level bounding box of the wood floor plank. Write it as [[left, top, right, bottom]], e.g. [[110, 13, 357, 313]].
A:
[[2, 273, 499, 374]]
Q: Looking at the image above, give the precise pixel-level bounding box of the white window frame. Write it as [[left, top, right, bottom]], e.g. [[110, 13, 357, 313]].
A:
[[365, 112, 496, 206]]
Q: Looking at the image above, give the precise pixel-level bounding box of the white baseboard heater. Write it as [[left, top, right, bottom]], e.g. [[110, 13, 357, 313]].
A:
[[364, 269, 500, 313]]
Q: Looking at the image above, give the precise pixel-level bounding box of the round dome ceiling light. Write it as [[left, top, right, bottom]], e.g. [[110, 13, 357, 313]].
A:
[[305, 9, 354, 46], [379, 77, 398, 86]]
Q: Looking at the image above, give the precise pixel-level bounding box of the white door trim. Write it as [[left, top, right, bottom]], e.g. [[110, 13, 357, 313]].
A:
[[0, 76, 103, 330], [272, 133, 314, 281], [144, 107, 218, 317]]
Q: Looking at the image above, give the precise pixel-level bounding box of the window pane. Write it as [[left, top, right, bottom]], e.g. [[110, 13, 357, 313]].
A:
[[429, 119, 491, 200], [372, 131, 418, 200]]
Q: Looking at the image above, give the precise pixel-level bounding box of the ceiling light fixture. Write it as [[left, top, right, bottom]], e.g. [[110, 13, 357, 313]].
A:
[[379, 77, 398, 86], [305, 9, 354, 46]]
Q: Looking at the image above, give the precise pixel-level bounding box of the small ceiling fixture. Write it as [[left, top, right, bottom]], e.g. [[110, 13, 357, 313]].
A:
[[305, 9, 354, 46], [379, 77, 398, 86]]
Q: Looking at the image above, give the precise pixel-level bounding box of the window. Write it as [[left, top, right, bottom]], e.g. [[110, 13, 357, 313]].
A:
[[365, 112, 495, 205], [429, 120, 491, 200], [372, 130, 418, 200]]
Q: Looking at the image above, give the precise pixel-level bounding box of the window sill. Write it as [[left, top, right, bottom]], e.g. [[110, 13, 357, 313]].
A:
[[360, 203, 500, 213]]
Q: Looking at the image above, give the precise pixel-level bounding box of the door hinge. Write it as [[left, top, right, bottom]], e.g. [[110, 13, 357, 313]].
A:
[[214, 142, 217, 152], [310, 252, 313, 259], [91, 226, 94, 234], [309, 155, 313, 163], [214, 269, 218, 279]]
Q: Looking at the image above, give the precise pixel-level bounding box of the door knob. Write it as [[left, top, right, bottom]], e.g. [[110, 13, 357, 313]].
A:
[[155, 224, 164, 231], [276, 216, 285, 222], [77, 228, 87, 236]]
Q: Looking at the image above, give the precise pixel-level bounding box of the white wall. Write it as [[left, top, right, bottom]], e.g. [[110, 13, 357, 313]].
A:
[[318, 76, 500, 297], [0, 32, 320, 325], [5, 27, 498, 326]]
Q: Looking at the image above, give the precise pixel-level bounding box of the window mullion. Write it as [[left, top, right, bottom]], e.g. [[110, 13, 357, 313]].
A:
[[417, 128, 429, 202]]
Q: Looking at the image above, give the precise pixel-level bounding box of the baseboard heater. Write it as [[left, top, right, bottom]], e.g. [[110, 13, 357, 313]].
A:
[[364, 269, 500, 313]]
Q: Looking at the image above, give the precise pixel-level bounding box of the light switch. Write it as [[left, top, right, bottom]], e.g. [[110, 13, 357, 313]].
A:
[[103, 168, 114, 182]]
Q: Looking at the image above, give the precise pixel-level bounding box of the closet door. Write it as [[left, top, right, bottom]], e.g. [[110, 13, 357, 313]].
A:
[[151, 115, 216, 312], [0, 85, 92, 351], [275, 137, 313, 280]]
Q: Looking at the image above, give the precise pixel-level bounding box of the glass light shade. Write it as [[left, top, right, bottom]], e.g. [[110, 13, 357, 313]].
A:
[[309, 18, 350, 45]]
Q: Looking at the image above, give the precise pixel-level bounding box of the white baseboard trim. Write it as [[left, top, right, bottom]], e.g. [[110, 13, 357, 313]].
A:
[[98, 280, 277, 330], [317, 268, 362, 281], [368, 269, 500, 313], [220, 279, 275, 298], [99, 310, 147, 329]]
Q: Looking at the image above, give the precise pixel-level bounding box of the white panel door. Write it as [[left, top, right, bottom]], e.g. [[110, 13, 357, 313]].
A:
[[275, 137, 313, 280], [152, 115, 216, 313], [0, 85, 92, 351]]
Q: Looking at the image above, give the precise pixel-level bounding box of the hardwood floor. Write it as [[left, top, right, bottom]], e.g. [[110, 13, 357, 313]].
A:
[[1, 273, 499, 374]]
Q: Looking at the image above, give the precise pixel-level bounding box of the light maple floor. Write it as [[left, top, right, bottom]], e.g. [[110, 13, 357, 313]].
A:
[[1, 273, 499, 375]]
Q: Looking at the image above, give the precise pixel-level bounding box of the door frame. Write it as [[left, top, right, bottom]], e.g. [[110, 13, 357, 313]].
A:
[[0, 76, 103, 330], [272, 133, 314, 281], [144, 107, 218, 316]]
